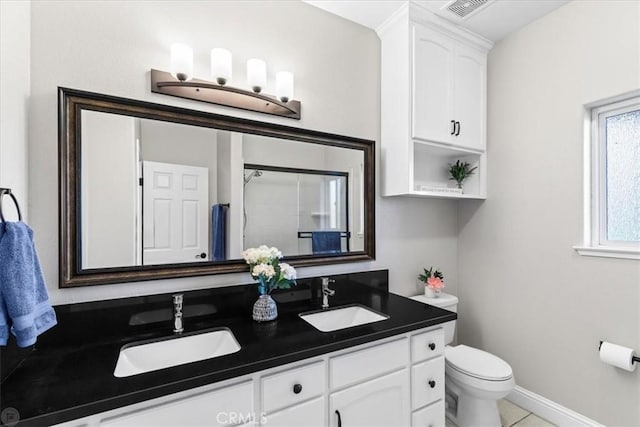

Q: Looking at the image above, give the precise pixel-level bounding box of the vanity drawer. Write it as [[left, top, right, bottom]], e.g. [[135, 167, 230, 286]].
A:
[[262, 361, 325, 413], [412, 400, 445, 427], [411, 357, 445, 410], [330, 337, 408, 390], [411, 328, 444, 363]]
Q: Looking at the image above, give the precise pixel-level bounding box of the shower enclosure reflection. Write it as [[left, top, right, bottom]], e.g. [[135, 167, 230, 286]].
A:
[[242, 164, 353, 256]]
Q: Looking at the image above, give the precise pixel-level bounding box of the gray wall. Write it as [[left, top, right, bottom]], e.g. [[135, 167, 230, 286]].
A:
[[457, 1, 640, 425], [24, 1, 458, 304], [81, 111, 137, 268], [0, 0, 30, 220], [140, 119, 219, 205]]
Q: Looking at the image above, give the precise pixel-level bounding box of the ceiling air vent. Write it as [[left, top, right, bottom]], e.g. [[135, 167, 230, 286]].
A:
[[444, 0, 490, 19]]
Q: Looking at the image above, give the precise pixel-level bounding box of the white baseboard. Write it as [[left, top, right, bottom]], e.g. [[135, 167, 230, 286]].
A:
[[507, 386, 604, 427]]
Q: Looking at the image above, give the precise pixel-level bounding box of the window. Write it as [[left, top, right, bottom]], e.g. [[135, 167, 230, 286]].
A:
[[575, 91, 640, 259]]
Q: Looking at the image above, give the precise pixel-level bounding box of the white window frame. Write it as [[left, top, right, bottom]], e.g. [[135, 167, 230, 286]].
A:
[[574, 90, 640, 260]]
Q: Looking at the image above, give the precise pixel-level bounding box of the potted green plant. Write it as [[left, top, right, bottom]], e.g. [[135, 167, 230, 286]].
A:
[[448, 160, 477, 190]]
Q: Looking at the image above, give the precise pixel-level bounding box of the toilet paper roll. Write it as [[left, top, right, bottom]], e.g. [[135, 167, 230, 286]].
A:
[[599, 342, 637, 372]]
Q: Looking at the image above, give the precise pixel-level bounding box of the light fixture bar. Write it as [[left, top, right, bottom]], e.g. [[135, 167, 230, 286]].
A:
[[150, 69, 301, 120]]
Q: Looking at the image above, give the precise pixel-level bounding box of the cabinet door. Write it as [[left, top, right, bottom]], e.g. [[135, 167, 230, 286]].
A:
[[330, 369, 409, 427], [412, 24, 455, 144], [264, 397, 325, 427], [99, 380, 253, 427], [452, 43, 486, 150]]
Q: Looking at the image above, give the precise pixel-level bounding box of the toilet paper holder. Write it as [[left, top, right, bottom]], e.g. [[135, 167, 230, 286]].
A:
[[599, 341, 640, 364]]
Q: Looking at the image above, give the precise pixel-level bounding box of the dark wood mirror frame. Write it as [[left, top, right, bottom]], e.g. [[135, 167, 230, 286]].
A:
[[59, 87, 375, 287]]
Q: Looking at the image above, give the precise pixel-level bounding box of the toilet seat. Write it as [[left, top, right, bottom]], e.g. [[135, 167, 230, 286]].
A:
[[445, 345, 513, 381]]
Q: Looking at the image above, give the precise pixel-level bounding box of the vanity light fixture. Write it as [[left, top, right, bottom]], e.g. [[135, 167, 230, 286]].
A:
[[211, 48, 232, 85], [246, 58, 267, 93], [151, 44, 301, 120], [276, 71, 294, 103], [170, 43, 194, 82]]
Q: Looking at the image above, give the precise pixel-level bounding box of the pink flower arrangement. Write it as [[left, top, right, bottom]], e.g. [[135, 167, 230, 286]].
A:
[[418, 267, 445, 291], [426, 276, 444, 290]]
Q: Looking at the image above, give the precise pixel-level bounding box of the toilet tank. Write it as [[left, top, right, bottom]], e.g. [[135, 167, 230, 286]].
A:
[[410, 293, 458, 345]]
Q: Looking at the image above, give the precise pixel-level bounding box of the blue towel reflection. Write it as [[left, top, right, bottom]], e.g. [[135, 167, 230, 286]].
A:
[[311, 231, 342, 254], [212, 204, 226, 261]]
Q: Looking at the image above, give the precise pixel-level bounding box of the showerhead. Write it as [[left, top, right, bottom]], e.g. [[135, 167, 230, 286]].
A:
[[244, 169, 263, 184]]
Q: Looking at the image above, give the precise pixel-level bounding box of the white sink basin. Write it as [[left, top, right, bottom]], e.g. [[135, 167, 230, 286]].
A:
[[300, 304, 389, 332], [114, 328, 241, 377]]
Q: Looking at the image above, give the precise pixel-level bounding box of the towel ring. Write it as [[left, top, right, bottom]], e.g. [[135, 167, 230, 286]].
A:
[[0, 188, 22, 222]]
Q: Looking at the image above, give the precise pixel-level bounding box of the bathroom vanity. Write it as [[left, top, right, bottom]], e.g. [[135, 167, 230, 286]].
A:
[[1, 271, 455, 426]]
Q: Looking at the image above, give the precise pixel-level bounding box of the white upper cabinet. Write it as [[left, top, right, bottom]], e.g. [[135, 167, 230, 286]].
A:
[[412, 24, 486, 151], [412, 24, 455, 144], [379, 4, 492, 198], [451, 42, 486, 150]]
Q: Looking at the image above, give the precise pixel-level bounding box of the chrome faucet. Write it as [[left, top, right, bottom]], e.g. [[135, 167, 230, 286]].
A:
[[321, 277, 336, 309], [172, 293, 184, 333]]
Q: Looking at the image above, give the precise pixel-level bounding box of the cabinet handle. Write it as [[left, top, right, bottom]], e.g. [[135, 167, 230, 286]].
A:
[[195, 252, 207, 259], [429, 380, 436, 388], [428, 342, 436, 351], [293, 383, 302, 394], [455, 121, 461, 136], [335, 410, 342, 427], [450, 120, 456, 135]]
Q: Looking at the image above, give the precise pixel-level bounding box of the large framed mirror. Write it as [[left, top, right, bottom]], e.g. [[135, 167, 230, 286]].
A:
[[59, 88, 375, 287]]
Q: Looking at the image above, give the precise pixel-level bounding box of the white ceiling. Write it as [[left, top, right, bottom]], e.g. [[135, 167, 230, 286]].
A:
[[303, 0, 570, 42]]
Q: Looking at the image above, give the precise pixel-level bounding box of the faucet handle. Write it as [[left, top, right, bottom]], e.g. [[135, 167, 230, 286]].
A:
[[321, 277, 335, 286]]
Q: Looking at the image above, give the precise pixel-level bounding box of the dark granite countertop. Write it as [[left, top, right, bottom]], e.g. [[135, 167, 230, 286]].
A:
[[0, 270, 456, 426]]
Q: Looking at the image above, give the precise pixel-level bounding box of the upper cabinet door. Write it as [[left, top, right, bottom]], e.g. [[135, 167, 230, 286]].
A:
[[412, 24, 455, 143], [453, 44, 486, 151]]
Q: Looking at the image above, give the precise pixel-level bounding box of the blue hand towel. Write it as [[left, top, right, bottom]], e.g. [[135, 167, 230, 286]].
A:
[[311, 231, 342, 254], [0, 222, 57, 347], [211, 204, 226, 261]]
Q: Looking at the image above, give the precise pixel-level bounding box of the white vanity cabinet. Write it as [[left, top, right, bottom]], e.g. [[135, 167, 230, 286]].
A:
[[329, 338, 410, 427], [379, 3, 492, 199], [53, 326, 445, 427]]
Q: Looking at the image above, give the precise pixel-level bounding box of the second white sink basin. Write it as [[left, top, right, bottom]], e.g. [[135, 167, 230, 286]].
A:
[[300, 304, 389, 332], [114, 328, 240, 377]]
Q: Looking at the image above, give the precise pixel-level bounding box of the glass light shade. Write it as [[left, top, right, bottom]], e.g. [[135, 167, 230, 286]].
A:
[[276, 71, 294, 103], [211, 48, 232, 85], [247, 58, 267, 93], [170, 43, 193, 82]]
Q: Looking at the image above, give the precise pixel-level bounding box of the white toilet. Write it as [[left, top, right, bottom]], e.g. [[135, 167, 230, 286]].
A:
[[411, 293, 515, 427]]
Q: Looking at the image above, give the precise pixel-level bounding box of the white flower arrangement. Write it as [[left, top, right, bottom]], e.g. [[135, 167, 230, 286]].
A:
[[242, 245, 296, 295]]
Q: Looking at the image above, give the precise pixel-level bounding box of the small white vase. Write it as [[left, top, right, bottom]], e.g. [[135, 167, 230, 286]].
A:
[[424, 287, 440, 298]]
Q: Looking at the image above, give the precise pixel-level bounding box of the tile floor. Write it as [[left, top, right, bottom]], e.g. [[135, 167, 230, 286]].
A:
[[444, 399, 556, 427]]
